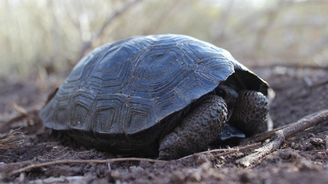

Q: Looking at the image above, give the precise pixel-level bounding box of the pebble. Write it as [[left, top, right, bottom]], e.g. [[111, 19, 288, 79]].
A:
[[309, 137, 325, 146]]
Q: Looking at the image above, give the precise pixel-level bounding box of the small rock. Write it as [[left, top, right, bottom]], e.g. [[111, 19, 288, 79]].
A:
[[110, 170, 121, 179], [309, 138, 325, 147], [297, 159, 321, 171], [200, 162, 211, 170], [186, 169, 202, 182], [210, 171, 225, 181], [279, 149, 300, 161], [171, 171, 185, 183], [239, 171, 254, 183], [195, 154, 212, 165], [18, 173, 25, 183], [129, 166, 144, 173]]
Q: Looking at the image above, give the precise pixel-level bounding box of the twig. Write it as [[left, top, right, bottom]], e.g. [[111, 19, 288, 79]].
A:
[[178, 142, 261, 161], [240, 125, 288, 145], [8, 157, 166, 176], [77, 0, 143, 61], [6, 143, 261, 177], [12, 103, 28, 115], [236, 109, 328, 167], [6, 144, 262, 177]]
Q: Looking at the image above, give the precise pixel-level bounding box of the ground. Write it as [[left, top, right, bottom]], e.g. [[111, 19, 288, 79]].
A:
[[0, 66, 327, 184]]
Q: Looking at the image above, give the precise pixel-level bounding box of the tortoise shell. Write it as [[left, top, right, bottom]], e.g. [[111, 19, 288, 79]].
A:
[[40, 34, 269, 152]]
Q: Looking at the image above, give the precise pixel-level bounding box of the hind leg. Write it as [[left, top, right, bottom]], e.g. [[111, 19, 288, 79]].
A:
[[158, 95, 228, 160], [230, 90, 272, 136]]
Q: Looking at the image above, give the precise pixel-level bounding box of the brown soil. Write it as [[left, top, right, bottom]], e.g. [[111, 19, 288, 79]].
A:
[[0, 66, 327, 184]]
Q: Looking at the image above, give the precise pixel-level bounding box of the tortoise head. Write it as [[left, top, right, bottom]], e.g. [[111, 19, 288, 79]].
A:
[[216, 83, 239, 119]]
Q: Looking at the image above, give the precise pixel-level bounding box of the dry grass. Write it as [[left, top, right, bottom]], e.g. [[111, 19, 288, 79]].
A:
[[0, 129, 25, 150], [0, 0, 327, 78]]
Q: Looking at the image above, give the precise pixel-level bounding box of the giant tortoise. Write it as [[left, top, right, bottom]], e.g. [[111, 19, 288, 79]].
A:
[[40, 34, 273, 159]]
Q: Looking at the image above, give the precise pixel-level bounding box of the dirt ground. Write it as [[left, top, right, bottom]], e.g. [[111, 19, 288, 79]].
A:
[[0, 66, 327, 184]]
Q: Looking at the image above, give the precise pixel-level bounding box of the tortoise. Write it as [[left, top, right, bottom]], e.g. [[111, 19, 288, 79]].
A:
[[40, 34, 273, 160]]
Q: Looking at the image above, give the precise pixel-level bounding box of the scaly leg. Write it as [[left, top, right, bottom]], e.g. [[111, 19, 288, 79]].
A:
[[158, 95, 228, 160], [230, 90, 272, 136]]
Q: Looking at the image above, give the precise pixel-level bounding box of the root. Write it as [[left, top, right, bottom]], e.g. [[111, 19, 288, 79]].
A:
[[236, 109, 328, 167]]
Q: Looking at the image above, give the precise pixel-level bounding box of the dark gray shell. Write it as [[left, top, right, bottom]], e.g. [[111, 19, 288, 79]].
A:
[[40, 34, 268, 151]]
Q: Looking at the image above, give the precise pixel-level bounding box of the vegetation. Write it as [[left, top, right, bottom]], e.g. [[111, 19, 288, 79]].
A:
[[0, 0, 327, 77]]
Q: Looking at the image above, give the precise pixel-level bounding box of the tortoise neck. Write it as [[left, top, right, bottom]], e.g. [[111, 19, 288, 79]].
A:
[[216, 83, 238, 119]]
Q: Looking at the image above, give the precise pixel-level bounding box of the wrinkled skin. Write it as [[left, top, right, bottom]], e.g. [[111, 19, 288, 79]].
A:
[[158, 85, 270, 160]]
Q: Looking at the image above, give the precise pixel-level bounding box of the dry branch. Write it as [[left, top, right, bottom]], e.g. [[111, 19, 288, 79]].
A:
[[236, 109, 328, 167], [7, 143, 263, 177], [8, 157, 166, 176], [77, 0, 143, 61], [178, 142, 261, 161], [239, 125, 288, 145]]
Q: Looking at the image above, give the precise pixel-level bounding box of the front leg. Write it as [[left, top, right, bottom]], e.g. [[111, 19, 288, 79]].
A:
[[158, 95, 228, 160], [230, 90, 273, 136]]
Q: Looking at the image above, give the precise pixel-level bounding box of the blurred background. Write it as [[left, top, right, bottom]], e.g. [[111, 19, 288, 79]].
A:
[[0, 0, 327, 78]]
